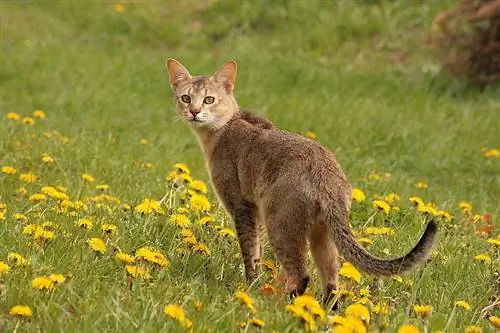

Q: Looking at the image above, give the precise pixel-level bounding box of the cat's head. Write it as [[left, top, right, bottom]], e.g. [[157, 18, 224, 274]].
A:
[[166, 59, 239, 131]]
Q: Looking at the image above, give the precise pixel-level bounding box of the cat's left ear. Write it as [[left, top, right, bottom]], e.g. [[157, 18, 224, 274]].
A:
[[166, 58, 191, 87], [213, 61, 237, 94]]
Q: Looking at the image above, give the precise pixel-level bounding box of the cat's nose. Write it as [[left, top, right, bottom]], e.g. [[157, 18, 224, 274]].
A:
[[190, 110, 201, 118]]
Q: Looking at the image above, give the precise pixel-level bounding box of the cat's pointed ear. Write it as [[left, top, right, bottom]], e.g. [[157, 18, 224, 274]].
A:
[[166, 58, 191, 86], [213, 60, 237, 94]]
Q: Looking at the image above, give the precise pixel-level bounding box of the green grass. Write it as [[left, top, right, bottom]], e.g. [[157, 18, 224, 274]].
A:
[[1, 1, 499, 332]]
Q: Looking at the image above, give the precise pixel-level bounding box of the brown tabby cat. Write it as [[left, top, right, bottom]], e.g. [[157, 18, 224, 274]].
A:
[[165, 58, 438, 305]]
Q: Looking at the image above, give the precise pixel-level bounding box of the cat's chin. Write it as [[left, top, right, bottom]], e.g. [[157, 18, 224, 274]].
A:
[[188, 120, 208, 128]]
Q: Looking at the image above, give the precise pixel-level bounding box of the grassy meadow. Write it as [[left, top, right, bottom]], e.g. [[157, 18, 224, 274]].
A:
[[1, 1, 499, 332]]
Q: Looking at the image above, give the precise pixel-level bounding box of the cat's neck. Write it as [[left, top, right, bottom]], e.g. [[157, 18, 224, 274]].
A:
[[193, 109, 243, 159]]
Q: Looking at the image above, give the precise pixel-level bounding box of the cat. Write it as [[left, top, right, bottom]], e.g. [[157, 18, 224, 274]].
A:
[[165, 58, 438, 306]]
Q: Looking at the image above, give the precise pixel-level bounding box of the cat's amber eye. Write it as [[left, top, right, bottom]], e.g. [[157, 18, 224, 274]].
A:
[[203, 96, 215, 104], [180, 95, 191, 103]]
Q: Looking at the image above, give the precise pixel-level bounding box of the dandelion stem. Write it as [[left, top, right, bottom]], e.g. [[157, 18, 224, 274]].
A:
[[443, 305, 456, 331]]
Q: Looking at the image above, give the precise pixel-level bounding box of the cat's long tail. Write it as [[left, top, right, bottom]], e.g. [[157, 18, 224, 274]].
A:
[[327, 209, 438, 276]]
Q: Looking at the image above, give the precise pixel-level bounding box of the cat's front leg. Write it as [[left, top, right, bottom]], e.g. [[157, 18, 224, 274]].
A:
[[233, 202, 260, 283]]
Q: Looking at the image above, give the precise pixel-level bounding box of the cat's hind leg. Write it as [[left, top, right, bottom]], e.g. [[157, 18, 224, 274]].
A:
[[309, 222, 339, 309]]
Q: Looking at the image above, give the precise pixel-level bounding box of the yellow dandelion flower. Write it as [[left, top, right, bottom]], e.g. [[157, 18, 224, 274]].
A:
[[34, 227, 54, 241], [140, 138, 148, 144], [345, 303, 370, 324], [198, 216, 213, 226], [392, 275, 403, 283], [114, 3, 125, 12], [101, 223, 117, 234], [22, 224, 37, 235], [0, 261, 10, 275], [356, 296, 370, 305], [121, 203, 132, 211], [384, 192, 400, 204], [483, 148, 499, 158], [372, 200, 390, 214], [7, 252, 28, 267], [135, 247, 169, 267], [19, 173, 38, 183], [135, 198, 165, 215], [182, 235, 198, 246], [488, 315, 500, 328], [175, 207, 188, 214], [41, 186, 69, 200], [474, 253, 492, 264], [180, 229, 195, 238], [364, 226, 395, 236], [409, 196, 425, 208], [174, 162, 190, 174], [459, 201, 472, 213], [357, 237, 373, 246], [304, 130, 317, 140], [398, 324, 421, 333], [339, 262, 362, 283], [9, 305, 33, 317], [49, 274, 65, 284], [372, 303, 390, 315], [329, 314, 346, 325], [165, 171, 179, 182], [436, 210, 453, 222], [294, 295, 326, 320], [142, 162, 153, 170], [193, 300, 203, 312], [163, 304, 192, 329], [180, 189, 196, 201], [418, 204, 438, 216], [116, 252, 135, 264], [32, 276, 55, 290], [7, 112, 21, 120], [413, 305, 432, 318], [41, 153, 54, 163], [87, 238, 107, 254], [352, 188, 366, 203], [235, 290, 256, 313], [487, 238, 500, 247], [189, 180, 208, 193], [1, 166, 16, 174], [368, 172, 381, 181], [82, 173, 95, 182], [343, 315, 367, 333], [286, 303, 316, 331], [28, 193, 46, 202], [189, 194, 211, 212], [455, 300, 471, 310], [193, 243, 210, 255], [22, 117, 35, 125], [125, 265, 151, 279], [96, 184, 110, 191], [359, 289, 370, 297], [249, 318, 265, 328], [415, 182, 428, 189], [465, 326, 483, 333], [170, 214, 191, 228], [219, 227, 236, 238], [13, 213, 28, 222], [33, 109, 46, 119], [178, 173, 194, 183], [76, 218, 93, 230]]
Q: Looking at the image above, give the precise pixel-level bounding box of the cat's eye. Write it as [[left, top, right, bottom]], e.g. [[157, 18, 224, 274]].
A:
[[180, 95, 191, 103], [203, 96, 215, 104]]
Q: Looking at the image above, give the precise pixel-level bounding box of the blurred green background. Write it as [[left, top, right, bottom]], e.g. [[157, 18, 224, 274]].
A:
[[1, 1, 498, 214]]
